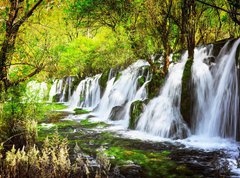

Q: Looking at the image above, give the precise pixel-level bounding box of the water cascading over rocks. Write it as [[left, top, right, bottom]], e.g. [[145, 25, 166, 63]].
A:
[[49, 76, 75, 103], [136, 52, 190, 139], [68, 74, 101, 109], [191, 39, 240, 140], [93, 60, 150, 126], [47, 38, 240, 141]]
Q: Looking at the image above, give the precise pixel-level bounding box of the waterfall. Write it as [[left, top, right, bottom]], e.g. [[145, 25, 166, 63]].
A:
[[47, 39, 240, 141], [136, 52, 190, 139], [49, 77, 74, 103], [59, 77, 74, 103], [49, 80, 58, 102], [192, 39, 240, 139], [68, 74, 101, 109], [93, 60, 150, 125]]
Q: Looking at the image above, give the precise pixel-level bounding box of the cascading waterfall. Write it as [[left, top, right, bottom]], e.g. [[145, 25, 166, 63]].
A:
[[49, 77, 74, 103], [48, 79, 63, 102], [59, 77, 74, 102], [93, 60, 150, 125], [49, 80, 58, 102], [136, 52, 190, 139], [68, 74, 101, 109], [47, 39, 240, 141], [192, 39, 240, 139]]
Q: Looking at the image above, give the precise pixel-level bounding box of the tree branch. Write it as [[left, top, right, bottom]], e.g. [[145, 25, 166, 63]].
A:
[[9, 67, 43, 86], [196, 0, 240, 15], [14, 0, 44, 28]]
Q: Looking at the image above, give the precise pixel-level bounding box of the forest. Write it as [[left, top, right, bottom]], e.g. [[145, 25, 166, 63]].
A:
[[0, 0, 240, 177]]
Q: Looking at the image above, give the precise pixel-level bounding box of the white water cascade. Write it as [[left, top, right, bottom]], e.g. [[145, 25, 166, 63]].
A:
[[49, 77, 74, 103], [136, 52, 190, 139], [93, 60, 150, 125], [68, 74, 101, 109], [47, 39, 240, 141], [192, 39, 240, 139]]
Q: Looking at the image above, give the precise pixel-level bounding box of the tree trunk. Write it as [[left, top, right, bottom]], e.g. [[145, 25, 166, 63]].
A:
[[0, 0, 44, 92], [163, 45, 171, 74]]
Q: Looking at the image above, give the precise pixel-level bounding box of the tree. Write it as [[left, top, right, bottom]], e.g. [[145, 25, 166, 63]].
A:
[[196, 0, 240, 25], [145, 0, 174, 73], [0, 0, 44, 92]]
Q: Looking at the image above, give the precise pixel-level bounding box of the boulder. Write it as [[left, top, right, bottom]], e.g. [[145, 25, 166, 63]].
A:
[[109, 105, 125, 121], [129, 100, 145, 129]]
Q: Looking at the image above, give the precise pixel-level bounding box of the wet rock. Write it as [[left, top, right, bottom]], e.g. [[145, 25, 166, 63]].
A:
[[203, 56, 215, 65], [119, 163, 141, 178], [180, 59, 194, 128], [129, 100, 145, 129], [109, 105, 125, 121], [52, 93, 61, 102], [99, 70, 110, 94]]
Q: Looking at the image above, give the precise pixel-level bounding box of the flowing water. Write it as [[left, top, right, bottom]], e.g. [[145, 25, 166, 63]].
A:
[[136, 52, 190, 139], [49, 40, 240, 140], [68, 74, 101, 109], [46, 39, 240, 175], [192, 39, 240, 139], [49, 77, 74, 103], [92, 60, 150, 126]]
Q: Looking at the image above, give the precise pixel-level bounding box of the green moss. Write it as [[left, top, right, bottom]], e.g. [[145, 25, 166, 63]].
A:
[[137, 76, 145, 87], [99, 70, 109, 90], [147, 70, 165, 99], [180, 59, 193, 126], [114, 72, 122, 83], [52, 94, 60, 102], [74, 108, 90, 115], [38, 103, 68, 122], [43, 103, 68, 111], [105, 146, 192, 177], [129, 100, 144, 129], [79, 118, 108, 128]]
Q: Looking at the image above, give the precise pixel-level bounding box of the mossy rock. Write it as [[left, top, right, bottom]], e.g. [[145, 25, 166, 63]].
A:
[[114, 72, 122, 83], [137, 66, 150, 89], [44, 111, 70, 123], [99, 70, 109, 92], [109, 105, 125, 121], [147, 70, 165, 99], [180, 59, 193, 127], [236, 41, 240, 67], [70, 76, 80, 94], [74, 108, 90, 115], [129, 100, 145, 129], [137, 76, 145, 88], [52, 94, 61, 102]]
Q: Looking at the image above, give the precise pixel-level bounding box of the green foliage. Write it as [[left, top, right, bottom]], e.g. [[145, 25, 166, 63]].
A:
[[74, 108, 90, 115], [0, 85, 41, 147]]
